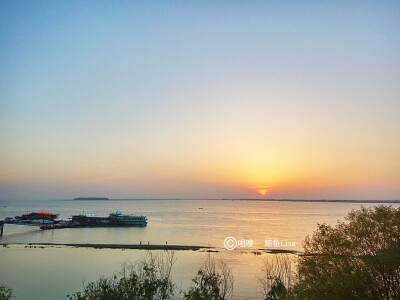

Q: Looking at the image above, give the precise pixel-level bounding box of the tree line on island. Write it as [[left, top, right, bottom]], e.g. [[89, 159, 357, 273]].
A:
[[1, 205, 399, 300], [73, 197, 109, 200]]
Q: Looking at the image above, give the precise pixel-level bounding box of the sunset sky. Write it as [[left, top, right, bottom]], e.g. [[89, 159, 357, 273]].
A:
[[1, 1, 399, 200]]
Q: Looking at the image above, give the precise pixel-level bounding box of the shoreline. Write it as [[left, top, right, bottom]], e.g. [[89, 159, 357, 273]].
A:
[[0, 243, 301, 254], [0, 242, 212, 251]]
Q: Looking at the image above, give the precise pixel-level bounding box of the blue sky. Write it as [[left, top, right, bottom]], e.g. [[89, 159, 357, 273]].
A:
[[1, 1, 399, 200]]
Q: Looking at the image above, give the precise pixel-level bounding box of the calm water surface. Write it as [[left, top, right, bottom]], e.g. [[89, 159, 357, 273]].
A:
[[1, 199, 397, 299]]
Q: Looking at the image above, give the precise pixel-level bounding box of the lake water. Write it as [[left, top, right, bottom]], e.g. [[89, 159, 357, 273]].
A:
[[1, 199, 398, 299]]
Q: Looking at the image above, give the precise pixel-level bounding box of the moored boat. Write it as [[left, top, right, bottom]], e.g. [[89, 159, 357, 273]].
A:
[[109, 211, 147, 226], [15, 212, 59, 221], [66, 211, 147, 228]]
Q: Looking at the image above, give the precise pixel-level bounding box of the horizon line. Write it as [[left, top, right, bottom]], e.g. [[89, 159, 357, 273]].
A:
[[50, 198, 400, 203]]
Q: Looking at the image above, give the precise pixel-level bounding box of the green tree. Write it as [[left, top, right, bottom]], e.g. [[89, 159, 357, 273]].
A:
[[0, 285, 13, 300], [184, 255, 233, 300], [68, 251, 176, 300], [257, 254, 293, 300], [258, 206, 400, 300], [293, 205, 400, 300], [264, 279, 288, 300]]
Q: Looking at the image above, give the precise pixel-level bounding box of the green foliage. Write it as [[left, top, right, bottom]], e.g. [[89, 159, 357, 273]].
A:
[[258, 254, 293, 300], [0, 286, 13, 300], [264, 279, 288, 300], [67, 252, 176, 300], [257, 206, 400, 300], [293, 205, 400, 300], [184, 255, 233, 300]]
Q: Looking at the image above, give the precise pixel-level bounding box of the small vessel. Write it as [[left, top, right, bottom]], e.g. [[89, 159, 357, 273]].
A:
[[68, 211, 147, 228], [3, 217, 17, 223], [109, 211, 147, 226]]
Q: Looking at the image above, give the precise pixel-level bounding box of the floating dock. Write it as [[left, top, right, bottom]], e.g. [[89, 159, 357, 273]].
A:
[[2, 211, 147, 233]]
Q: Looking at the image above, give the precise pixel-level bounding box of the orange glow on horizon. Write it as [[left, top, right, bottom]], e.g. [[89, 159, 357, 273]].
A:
[[257, 187, 269, 196]]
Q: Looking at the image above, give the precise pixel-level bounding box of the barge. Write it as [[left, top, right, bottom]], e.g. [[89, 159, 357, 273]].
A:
[[40, 211, 147, 230], [15, 212, 59, 221], [4, 212, 59, 225]]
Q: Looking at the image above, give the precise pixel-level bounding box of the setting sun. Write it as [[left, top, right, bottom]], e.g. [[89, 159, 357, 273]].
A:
[[258, 188, 268, 196]]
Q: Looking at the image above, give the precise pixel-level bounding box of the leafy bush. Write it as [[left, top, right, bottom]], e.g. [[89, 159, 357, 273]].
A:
[[68, 251, 176, 300], [184, 255, 233, 300], [264, 279, 288, 300], [296, 205, 400, 300], [257, 255, 293, 300], [265, 205, 400, 300], [0, 286, 13, 300]]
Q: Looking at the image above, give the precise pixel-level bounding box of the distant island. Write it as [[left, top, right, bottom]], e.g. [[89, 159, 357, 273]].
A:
[[73, 197, 109, 200]]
